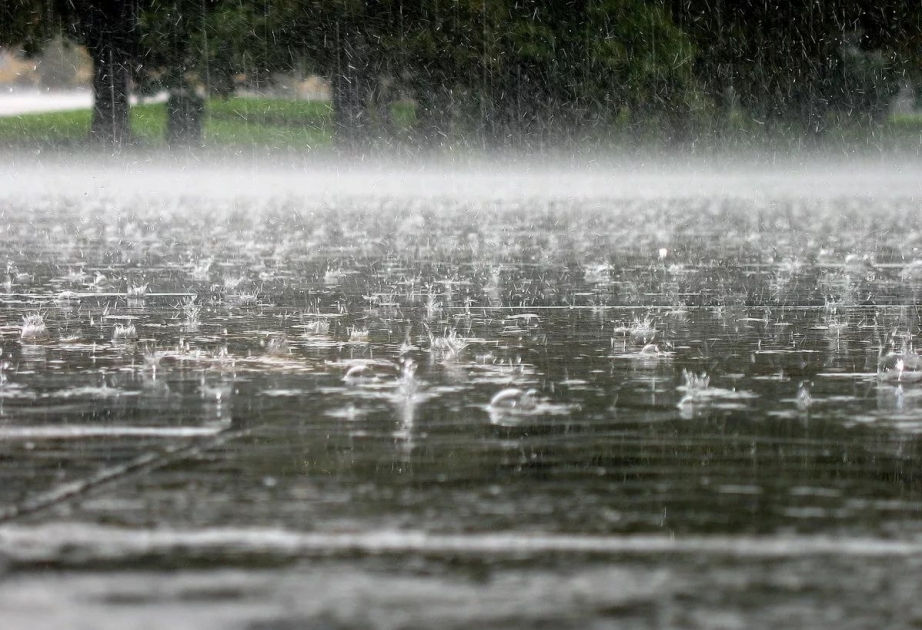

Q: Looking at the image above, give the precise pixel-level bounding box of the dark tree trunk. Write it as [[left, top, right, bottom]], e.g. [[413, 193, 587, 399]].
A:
[[87, 41, 131, 145], [166, 89, 206, 148], [82, 1, 137, 147]]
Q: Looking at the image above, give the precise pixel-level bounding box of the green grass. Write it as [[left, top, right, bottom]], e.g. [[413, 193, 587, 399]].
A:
[[0, 95, 920, 153], [205, 97, 332, 148], [131, 104, 167, 144], [0, 96, 335, 150], [0, 108, 93, 144], [0, 104, 167, 145], [208, 97, 332, 128]]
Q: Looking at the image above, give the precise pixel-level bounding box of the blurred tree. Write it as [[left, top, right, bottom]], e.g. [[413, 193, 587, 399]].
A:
[[672, 0, 915, 136], [1, 0, 139, 145], [137, 0, 217, 147], [1, 0, 261, 147], [3, 0, 919, 149], [151, 0, 374, 147], [385, 0, 699, 147], [77, 1, 139, 145]]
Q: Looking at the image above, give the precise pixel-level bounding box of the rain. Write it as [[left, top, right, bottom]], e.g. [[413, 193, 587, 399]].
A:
[[1, 2, 922, 628]]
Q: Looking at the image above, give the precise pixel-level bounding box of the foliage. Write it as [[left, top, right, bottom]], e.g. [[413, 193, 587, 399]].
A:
[[0, 0, 919, 148], [676, 0, 910, 134], [0, 0, 61, 56]]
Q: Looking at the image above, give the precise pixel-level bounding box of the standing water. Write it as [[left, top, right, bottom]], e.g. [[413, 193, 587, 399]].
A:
[[1, 156, 922, 628]]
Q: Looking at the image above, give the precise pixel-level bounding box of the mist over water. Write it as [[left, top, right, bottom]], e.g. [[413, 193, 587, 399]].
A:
[[3, 153, 920, 201], [1, 155, 922, 628]]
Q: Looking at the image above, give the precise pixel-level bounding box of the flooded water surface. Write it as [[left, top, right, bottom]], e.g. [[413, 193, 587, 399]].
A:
[[1, 159, 922, 628]]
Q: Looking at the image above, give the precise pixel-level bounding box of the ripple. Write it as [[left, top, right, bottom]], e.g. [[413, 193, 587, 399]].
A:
[[4, 524, 922, 563], [0, 425, 224, 440]]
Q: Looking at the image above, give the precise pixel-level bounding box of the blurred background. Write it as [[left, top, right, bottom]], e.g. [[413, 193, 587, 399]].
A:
[[0, 1, 920, 152]]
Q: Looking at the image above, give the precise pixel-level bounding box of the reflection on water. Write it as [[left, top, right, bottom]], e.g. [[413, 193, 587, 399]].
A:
[[2, 172, 922, 626]]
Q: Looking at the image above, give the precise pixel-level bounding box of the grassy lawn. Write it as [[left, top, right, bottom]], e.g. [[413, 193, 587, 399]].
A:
[[206, 98, 332, 148], [0, 108, 94, 145], [0, 94, 920, 153], [0, 96, 334, 150]]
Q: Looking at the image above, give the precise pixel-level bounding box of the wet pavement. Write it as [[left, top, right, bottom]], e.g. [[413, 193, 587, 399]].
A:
[[0, 158, 921, 627]]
